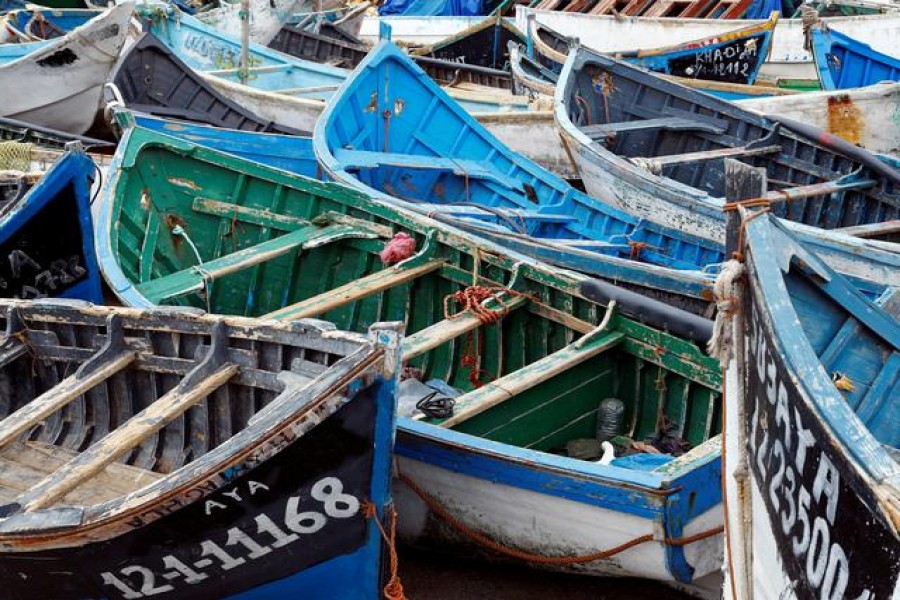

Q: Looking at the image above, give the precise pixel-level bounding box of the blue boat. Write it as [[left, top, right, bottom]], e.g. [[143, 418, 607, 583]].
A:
[[527, 14, 778, 86], [0, 146, 102, 302], [139, 5, 535, 116], [117, 109, 321, 180], [0, 7, 100, 43], [555, 43, 900, 244], [314, 41, 899, 313], [722, 208, 900, 600], [811, 23, 900, 90]]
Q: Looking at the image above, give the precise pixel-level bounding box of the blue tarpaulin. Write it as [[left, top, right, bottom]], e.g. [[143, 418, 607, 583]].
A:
[[378, 0, 484, 16], [742, 0, 781, 19]]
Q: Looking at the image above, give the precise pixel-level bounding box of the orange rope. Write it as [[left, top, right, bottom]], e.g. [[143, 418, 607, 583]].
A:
[[364, 501, 407, 600], [722, 198, 772, 262], [443, 286, 533, 388], [399, 472, 723, 565]]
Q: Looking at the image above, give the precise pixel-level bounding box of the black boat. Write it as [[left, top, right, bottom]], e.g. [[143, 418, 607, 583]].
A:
[[0, 300, 401, 599], [108, 32, 306, 135]]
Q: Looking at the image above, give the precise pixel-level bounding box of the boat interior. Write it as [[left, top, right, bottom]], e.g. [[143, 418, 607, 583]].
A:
[[108, 136, 722, 469], [564, 52, 900, 230], [0, 305, 367, 513]]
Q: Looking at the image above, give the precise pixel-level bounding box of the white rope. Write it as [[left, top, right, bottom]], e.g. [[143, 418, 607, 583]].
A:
[[707, 259, 745, 363]]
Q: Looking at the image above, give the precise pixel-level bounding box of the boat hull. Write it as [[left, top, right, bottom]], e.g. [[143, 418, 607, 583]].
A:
[[0, 3, 132, 134], [722, 215, 900, 600], [0, 389, 390, 600], [396, 421, 724, 593], [196, 0, 311, 45], [517, 6, 900, 81], [738, 82, 900, 156]]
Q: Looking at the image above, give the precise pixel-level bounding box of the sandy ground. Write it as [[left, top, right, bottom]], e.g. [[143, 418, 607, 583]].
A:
[[398, 547, 694, 599]]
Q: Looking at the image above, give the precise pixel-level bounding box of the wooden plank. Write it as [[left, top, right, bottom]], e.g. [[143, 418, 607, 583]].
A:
[[641, 144, 781, 169], [193, 197, 310, 230], [19, 363, 238, 512], [725, 159, 767, 257], [832, 219, 900, 239], [582, 116, 726, 140], [402, 295, 529, 361], [264, 259, 445, 321], [137, 224, 374, 303], [332, 149, 522, 190], [434, 330, 625, 427], [767, 178, 877, 204], [0, 351, 136, 450]]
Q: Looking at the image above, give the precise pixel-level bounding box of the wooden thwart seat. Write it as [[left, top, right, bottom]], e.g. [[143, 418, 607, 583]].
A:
[[833, 219, 900, 239], [766, 178, 877, 203], [332, 148, 522, 190], [636, 144, 782, 170], [0, 441, 162, 506], [402, 295, 529, 360], [582, 116, 727, 140], [137, 223, 376, 303], [17, 361, 238, 512], [265, 258, 446, 321], [429, 328, 626, 427]]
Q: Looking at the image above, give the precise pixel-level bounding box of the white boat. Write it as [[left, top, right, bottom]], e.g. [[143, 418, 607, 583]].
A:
[[718, 207, 900, 600], [0, 2, 133, 134], [516, 5, 900, 81], [738, 82, 900, 156], [358, 15, 489, 45], [196, 0, 335, 45]]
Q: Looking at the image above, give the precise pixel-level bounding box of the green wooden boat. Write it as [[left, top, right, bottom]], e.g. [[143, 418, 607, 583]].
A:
[[97, 125, 724, 593]]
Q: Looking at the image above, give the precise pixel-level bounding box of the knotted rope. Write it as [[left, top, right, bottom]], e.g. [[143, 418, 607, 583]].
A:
[[363, 501, 406, 600], [443, 286, 533, 388]]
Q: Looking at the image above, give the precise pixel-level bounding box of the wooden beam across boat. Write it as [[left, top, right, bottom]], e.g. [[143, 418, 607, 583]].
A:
[[432, 327, 626, 428], [18, 325, 241, 512], [265, 258, 446, 321], [636, 144, 782, 170], [401, 294, 530, 360]]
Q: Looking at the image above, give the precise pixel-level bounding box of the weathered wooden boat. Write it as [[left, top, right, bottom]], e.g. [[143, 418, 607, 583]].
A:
[[108, 32, 305, 135], [510, 40, 558, 97], [0, 2, 133, 135], [516, 5, 900, 80], [0, 7, 100, 42], [195, 0, 332, 45], [267, 18, 517, 89], [719, 208, 899, 600], [97, 121, 727, 595], [555, 43, 900, 241], [357, 15, 488, 45], [811, 23, 900, 89], [0, 115, 112, 150], [0, 299, 401, 599], [0, 143, 101, 302], [140, 5, 538, 116], [410, 14, 525, 69], [315, 41, 900, 309], [738, 81, 900, 155], [286, 1, 369, 38], [114, 109, 320, 180], [532, 12, 778, 86], [133, 8, 569, 175]]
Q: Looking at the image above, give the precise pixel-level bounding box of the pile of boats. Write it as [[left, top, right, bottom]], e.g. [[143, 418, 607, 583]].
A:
[[0, 0, 896, 598]]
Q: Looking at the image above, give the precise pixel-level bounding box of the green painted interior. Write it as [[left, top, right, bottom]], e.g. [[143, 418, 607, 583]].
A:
[[109, 129, 723, 458]]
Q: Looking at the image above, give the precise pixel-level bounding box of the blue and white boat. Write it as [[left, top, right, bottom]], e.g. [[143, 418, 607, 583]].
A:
[[0, 7, 101, 43], [139, 5, 537, 120], [555, 42, 900, 242], [811, 23, 900, 90], [0, 3, 133, 134], [314, 41, 900, 314], [0, 145, 102, 302], [720, 209, 899, 600]]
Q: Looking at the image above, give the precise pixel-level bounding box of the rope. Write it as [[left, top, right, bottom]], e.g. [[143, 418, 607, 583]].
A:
[[707, 259, 745, 363], [443, 286, 533, 388], [399, 472, 724, 564], [800, 5, 822, 52], [0, 141, 33, 172], [363, 501, 407, 600]]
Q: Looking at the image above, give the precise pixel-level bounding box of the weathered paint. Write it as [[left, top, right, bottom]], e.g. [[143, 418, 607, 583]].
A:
[[517, 6, 900, 80], [0, 2, 132, 134], [738, 82, 900, 156]]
